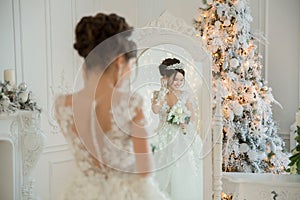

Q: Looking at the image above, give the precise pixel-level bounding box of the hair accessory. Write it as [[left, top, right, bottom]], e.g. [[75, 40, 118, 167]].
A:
[[166, 62, 184, 70]]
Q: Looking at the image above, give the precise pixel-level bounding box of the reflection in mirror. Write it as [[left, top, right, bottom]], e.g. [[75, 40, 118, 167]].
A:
[[132, 44, 210, 200]]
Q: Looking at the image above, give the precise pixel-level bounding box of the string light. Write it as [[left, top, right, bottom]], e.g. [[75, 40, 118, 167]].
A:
[[195, 0, 288, 173]]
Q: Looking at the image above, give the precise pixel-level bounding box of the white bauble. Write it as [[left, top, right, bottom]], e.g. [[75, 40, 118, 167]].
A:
[[239, 143, 249, 153], [19, 91, 29, 103], [0, 95, 10, 107], [18, 82, 28, 91]]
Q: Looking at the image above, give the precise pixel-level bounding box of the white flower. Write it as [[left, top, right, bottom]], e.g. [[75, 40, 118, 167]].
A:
[[167, 101, 190, 125], [230, 58, 239, 68], [215, 21, 221, 29], [224, 19, 231, 26], [176, 107, 183, 114], [239, 143, 249, 153]]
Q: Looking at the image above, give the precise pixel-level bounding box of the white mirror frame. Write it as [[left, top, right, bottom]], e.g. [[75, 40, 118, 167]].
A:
[[139, 10, 223, 200]]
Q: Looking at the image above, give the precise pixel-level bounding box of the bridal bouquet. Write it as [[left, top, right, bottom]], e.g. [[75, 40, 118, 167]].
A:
[[167, 101, 191, 135]]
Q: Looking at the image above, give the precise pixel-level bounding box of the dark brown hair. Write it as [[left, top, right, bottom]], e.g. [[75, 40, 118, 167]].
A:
[[73, 13, 136, 70], [159, 58, 185, 78]]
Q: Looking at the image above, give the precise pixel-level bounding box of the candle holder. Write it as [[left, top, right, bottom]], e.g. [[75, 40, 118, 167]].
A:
[[3, 69, 16, 86], [221, 192, 233, 200]]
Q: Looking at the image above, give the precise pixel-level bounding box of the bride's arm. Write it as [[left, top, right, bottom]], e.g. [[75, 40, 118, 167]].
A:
[[131, 107, 153, 177], [186, 100, 195, 122], [151, 91, 163, 114]]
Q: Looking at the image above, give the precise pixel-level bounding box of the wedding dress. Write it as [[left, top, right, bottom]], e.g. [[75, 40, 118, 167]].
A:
[[54, 92, 170, 200], [152, 90, 203, 200]]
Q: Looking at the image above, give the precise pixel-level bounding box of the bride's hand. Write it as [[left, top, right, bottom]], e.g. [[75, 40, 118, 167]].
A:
[[160, 77, 167, 89]]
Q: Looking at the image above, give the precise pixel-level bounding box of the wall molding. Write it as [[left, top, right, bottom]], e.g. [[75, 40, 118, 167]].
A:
[[44, 0, 53, 115], [12, 0, 24, 83], [48, 158, 74, 200], [263, 0, 269, 82], [43, 143, 69, 154], [298, 1, 300, 105]]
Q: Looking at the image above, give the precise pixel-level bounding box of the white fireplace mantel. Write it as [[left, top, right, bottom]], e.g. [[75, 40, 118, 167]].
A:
[[222, 172, 300, 200], [0, 111, 45, 200]]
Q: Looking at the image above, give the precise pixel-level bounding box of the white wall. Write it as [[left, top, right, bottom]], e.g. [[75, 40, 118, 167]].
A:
[[249, 0, 300, 149], [0, 0, 15, 77], [0, 0, 299, 199], [0, 0, 201, 199]]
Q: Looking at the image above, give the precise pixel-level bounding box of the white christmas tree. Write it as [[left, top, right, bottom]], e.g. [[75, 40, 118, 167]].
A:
[[195, 0, 289, 173]]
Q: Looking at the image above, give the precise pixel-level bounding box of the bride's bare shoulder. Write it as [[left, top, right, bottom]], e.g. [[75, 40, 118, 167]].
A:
[[55, 94, 72, 108]]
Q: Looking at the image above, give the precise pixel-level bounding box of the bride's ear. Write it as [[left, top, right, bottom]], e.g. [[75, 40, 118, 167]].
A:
[[115, 55, 126, 69]]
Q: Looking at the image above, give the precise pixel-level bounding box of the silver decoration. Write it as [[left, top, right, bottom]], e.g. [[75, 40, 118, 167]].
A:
[[18, 82, 28, 91]]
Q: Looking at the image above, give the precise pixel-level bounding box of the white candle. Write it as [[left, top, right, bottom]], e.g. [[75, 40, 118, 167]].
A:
[[4, 69, 15, 86]]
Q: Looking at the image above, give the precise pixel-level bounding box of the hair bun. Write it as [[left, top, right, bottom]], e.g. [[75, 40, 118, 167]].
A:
[[159, 58, 180, 76], [73, 13, 134, 59]]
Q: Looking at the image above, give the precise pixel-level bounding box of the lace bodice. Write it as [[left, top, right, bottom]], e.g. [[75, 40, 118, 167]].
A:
[[54, 93, 144, 177], [153, 90, 193, 130]]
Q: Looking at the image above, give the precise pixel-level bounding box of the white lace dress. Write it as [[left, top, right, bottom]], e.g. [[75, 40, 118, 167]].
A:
[[55, 94, 170, 200], [152, 90, 203, 200]]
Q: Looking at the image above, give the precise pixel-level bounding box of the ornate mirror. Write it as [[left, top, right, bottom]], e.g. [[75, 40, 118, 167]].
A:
[[131, 11, 216, 200]]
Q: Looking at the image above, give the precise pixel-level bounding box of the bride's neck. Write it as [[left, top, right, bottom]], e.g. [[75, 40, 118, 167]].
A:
[[82, 70, 115, 99], [168, 88, 181, 96]]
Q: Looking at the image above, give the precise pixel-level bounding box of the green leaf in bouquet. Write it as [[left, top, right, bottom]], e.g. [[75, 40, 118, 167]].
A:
[[288, 159, 296, 167], [297, 160, 300, 170], [289, 153, 300, 164], [168, 115, 175, 123], [295, 135, 300, 143], [151, 144, 156, 154], [185, 116, 191, 124]]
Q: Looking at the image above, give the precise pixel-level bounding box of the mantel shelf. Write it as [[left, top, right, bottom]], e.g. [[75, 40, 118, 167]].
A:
[[222, 172, 300, 200]]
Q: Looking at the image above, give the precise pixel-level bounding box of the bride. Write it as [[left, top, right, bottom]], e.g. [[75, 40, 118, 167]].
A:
[[54, 13, 169, 200], [151, 58, 203, 200]]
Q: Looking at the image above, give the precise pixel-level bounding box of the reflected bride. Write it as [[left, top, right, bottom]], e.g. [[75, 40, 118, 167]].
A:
[[151, 58, 203, 200]]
